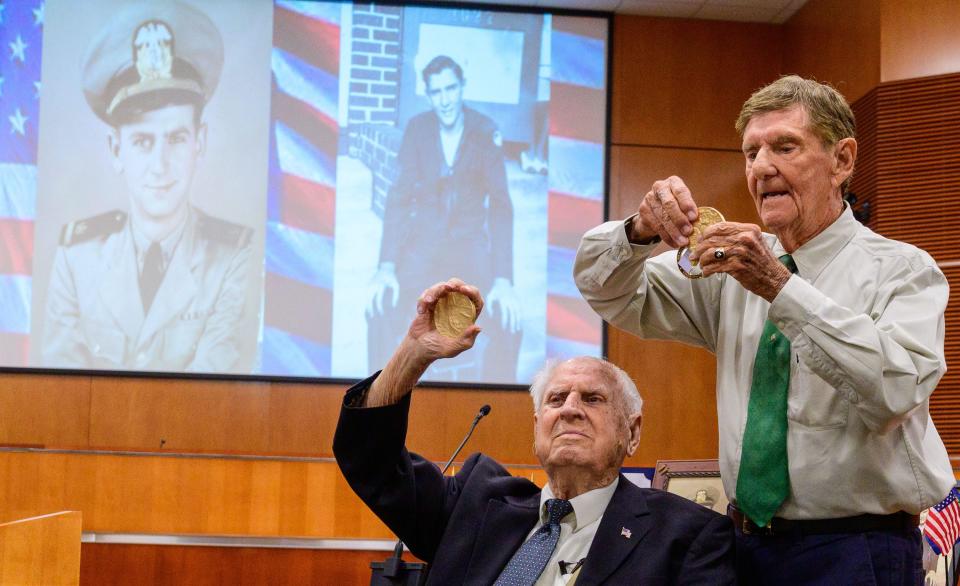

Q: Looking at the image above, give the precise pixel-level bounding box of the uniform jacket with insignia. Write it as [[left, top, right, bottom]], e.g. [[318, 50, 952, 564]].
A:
[[43, 206, 254, 373]]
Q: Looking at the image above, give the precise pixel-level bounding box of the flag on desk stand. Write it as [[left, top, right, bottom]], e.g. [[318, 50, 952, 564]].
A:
[[924, 487, 960, 556]]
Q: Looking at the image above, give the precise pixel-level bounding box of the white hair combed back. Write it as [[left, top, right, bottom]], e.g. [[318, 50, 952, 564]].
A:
[[528, 357, 643, 417]]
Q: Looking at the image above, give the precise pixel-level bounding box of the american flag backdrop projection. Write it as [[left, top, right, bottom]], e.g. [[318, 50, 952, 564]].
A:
[[261, 0, 341, 375], [0, 0, 43, 366], [0, 0, 608, 381], [546, 16, 604, 360]]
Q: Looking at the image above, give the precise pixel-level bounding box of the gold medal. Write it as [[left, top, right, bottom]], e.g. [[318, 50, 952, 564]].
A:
[[433, 291, 478, 338], [677, 206, 726, 279]]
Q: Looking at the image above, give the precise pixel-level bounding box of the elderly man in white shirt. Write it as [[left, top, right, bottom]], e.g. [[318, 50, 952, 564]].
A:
[[574, 75, 953, 585]]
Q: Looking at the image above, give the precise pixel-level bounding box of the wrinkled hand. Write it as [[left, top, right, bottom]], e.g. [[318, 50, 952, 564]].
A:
[[695, 222, 793, 301], [366, 278, 485, 408], [486, 277, 521, 333], [407, 278, 484, 362], [366, 263, 400, 318], [632, 176, 700, 248]]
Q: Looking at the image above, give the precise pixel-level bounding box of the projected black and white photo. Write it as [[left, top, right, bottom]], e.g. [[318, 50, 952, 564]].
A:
[[31, 0, 272, 373], [0, 0, 607, 385], [332, 8, 544, 384]]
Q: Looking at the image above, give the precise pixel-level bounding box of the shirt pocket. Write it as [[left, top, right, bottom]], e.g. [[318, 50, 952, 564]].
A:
[[787, 357, 849, 429], [162, 316, 207, 367], [82, 321, 125, 367]]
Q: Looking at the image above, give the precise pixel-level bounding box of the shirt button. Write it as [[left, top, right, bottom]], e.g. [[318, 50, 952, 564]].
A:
[[93, 343, 101, 354], [137, 352, 147, 364], [769, 334, 777, 342]]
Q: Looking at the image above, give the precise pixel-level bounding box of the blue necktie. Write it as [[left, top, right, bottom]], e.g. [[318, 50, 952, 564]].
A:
[[494, 498, 573, 586]]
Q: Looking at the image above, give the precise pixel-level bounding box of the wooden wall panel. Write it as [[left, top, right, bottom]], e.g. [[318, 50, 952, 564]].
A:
[[880, 0, 960, 83], [79, 545, 401, 586], [610, 332, 719, 464], [782, 0, 881, 104], [265, 382, 347, 455], [0, 374, 91, 448], [937, 265, 960, 454], [608, 146, 759, 223], [87, 377, 273, 454], [849, 74, 960, 264], [407, 387, 537, 464], [0, 452, 388, 538], [611, 16, 782, 150], [0, 451, 548, 537]]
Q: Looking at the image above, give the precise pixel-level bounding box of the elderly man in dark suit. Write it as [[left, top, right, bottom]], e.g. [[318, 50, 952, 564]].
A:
[[335, 278, 736, 585]]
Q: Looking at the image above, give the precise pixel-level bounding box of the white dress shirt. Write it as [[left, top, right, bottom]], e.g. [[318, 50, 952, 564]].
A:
[[575, 207, 954, 519], [526, 478, 618, 586]]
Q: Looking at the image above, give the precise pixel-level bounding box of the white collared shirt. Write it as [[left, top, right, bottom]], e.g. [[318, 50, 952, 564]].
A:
[[575, 206, 954, 519], [130, 211, 188, 274], [522, 477, 618, 586]]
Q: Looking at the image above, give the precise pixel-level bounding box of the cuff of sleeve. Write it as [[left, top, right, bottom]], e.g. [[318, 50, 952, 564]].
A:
[[612, 216, 661, 257], [343, 371, 411, 411], [337, 372, 413, 439], [768, 275, 822, 340], [343, 373, 378, 408], [578, 218, 659, 288], [624, 214, 662, 247]]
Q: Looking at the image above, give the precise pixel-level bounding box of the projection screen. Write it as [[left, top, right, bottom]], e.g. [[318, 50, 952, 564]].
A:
[[0, 0, 609, 385]]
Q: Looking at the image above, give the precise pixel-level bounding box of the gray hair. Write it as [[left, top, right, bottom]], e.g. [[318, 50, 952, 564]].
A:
[[528, 356, 643, 417], [735, 75, 856, 193]]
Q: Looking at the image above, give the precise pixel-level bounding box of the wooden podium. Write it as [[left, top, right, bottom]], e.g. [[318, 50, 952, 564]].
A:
[[0, 511, 82, 586]]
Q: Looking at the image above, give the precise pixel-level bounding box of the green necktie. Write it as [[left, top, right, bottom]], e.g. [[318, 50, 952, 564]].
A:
[[736, 254, 797, 527]]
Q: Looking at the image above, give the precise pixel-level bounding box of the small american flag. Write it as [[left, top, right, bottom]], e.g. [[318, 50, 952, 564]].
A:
[[924, 487, 960, 555]]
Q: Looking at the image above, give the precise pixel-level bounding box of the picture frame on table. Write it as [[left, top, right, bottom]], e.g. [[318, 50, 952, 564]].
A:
[[651, 459, 728, 514]]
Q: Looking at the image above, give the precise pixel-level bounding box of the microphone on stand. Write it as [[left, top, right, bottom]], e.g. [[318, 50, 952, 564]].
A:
[[441, 404, 491, 475], [370, 405, 493, 586]]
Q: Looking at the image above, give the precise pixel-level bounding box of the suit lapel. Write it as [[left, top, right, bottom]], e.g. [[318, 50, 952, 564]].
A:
[[98, 226, 143, 341], [576, 476, 652, 586], [461, 492, 540, 584]]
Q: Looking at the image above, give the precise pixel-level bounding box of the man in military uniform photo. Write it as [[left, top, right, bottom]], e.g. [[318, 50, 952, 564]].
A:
[[366, 55, 522, 383], [42, 1, 255, 373]]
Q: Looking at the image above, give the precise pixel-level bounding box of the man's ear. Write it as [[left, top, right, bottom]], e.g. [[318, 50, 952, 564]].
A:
[[532, 412, 540, 455], [108, 129, 122, 174], [832, 137, 857, 188], [196, 122, 208, 157], [625, 414, 642, 457]]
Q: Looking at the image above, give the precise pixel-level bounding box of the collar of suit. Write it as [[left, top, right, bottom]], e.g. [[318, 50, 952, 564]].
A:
[[462, 474, 653, 586]]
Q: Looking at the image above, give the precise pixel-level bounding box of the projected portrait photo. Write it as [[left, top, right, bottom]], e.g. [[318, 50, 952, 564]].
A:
[[31, 0, 273, 374], [333, 7, 550, 385]]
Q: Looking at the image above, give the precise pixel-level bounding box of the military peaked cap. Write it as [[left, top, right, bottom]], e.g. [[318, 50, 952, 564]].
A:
[[81, 1, 223, 124]]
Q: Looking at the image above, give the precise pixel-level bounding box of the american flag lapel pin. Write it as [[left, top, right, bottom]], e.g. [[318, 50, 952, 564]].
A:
[[620, 527, 632, 539]]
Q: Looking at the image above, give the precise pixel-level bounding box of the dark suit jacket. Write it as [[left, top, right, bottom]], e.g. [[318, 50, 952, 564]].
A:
[[379, 106, 513, 290], [334, 374, 736, 585]]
